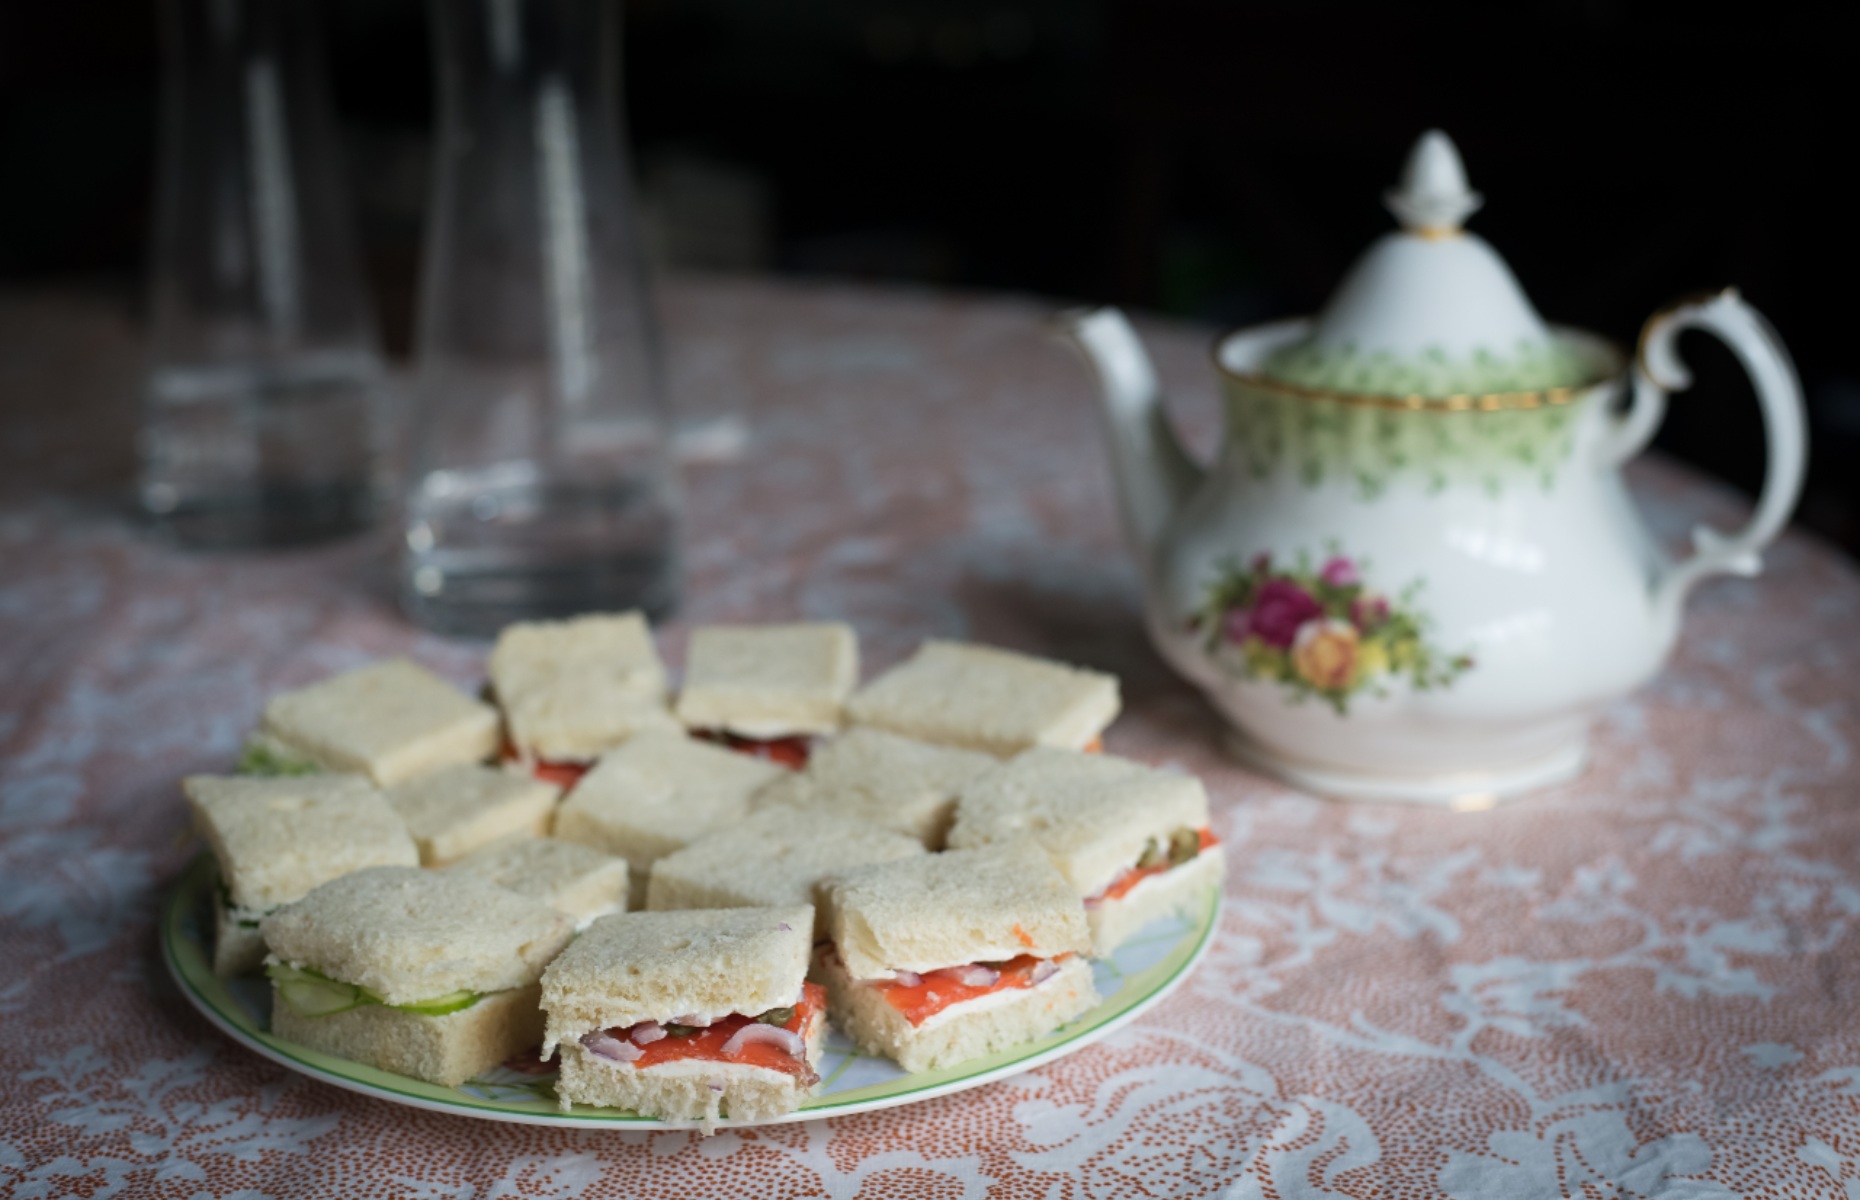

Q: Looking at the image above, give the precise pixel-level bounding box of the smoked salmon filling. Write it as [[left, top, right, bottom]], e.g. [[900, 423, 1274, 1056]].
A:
[[499, 736, 592, 789], [1089, 827, 1219, 907], [578, 982, 825, 1080], [691, 729, 813, 770], [869, 953, 1075, 1027]]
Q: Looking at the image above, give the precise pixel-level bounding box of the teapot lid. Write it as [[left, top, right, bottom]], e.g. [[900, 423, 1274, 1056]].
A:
[[1260, 130, 1593, 397]]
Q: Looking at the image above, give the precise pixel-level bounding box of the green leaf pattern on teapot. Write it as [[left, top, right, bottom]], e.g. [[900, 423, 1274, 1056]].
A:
[[1226, 384, 1581, 498]]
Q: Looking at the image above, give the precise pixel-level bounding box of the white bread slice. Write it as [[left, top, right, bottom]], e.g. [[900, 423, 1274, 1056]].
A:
[[751, 727, 995, 847], [185, 774, 420, 912], [552, 732, 788, 908], [674, 623, 858, 738], [645, 808, 924, 933], [819, 839, 1090, 981], [490, 612, 676, 761], [1088, 845, 1223, 956], [260, 866, 573, 1007], [846, 641, 1119, 757], [213, 905, 268, 976], [554, 1011, 824, 1124], [386, 764, 561, 866], [817, 949, 1095, 1073], [446, 836, 629, 925], [539, 906, 813, 1056], [270, 981, 544, 1088], [259, 660, 500, 786], [946, 746, 1211, 898]]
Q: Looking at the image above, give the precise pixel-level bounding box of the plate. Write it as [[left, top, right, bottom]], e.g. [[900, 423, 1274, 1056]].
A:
[[161, 855, 1219, 1129]]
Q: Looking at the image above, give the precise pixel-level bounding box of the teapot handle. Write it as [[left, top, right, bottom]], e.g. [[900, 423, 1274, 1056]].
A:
[[1634, 289, 1808, 621]]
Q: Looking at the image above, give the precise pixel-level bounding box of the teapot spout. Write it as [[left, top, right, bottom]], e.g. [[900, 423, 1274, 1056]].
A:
[[1054, 306, 1205, 557]]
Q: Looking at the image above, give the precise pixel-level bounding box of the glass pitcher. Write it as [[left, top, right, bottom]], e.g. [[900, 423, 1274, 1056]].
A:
[[402, 0, 681, 637], [142, 0, 388, 547]]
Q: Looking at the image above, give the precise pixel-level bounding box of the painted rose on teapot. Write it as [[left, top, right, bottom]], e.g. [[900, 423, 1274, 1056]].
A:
[[1060, 131, 1807, 805]]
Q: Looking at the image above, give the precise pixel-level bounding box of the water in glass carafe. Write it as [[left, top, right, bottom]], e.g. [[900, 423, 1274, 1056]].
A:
[[402, 0, 680, 637], [142, 0, 388, 547]]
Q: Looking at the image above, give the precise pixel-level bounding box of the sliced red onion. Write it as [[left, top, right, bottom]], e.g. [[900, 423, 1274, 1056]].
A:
[[580, 1032, 642, 1063], [1030, 960, 1061, 985], [1083, 895, 1103, 910], [947, 964, 999, 988], [719, 1022, 807, 1059], [671, 1014, 714, 1028], [630, 1021, 666, 1045], [892, 970, 923, 987]]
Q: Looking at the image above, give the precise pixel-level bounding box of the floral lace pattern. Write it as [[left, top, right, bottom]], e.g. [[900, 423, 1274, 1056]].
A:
[[3, 282, 1859, 1197]]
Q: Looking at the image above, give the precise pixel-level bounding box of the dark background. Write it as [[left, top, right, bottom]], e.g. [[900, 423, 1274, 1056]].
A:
[[3, 0, 1856, 555]]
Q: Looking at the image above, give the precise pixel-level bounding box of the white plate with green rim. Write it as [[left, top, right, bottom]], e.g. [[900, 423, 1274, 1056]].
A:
[[161, 855, 1219, 1128]]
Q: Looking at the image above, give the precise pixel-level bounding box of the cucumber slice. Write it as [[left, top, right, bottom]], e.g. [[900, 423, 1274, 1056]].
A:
[[276, 976, 368, 1017], [391, 990, 482, 1016]]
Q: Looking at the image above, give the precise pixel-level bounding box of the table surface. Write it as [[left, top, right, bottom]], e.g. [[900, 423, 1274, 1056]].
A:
[[3, 277, 1859, 1199]]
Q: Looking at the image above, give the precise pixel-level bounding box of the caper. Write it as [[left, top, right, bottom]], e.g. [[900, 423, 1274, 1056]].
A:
[[756, 1006, 795, 1026], [1136, 838, 1166, 869], [663, 1023, 700, 1038], [1168, 827, 1201, 866]]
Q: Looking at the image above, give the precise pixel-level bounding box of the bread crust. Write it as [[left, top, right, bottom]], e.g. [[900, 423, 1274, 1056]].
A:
[[846, 641, 1119, 757], [269, 982, 545, 1088], [259, 659, 499, 786], [816, 950, 1096, 1073]]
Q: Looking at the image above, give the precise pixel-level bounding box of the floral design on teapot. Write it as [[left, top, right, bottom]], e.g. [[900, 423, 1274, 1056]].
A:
[[1190, 549, 1473, 714]]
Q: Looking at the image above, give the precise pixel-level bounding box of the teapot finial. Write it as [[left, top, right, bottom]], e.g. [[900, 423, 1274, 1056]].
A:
[[1384, 129, 1483, 237]]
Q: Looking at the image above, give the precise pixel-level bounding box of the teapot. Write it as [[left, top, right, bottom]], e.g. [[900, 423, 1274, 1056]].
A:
[[1060, 131, 1807, 805]]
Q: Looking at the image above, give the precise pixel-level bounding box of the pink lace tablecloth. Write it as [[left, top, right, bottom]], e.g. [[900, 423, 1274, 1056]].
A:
[[3, 278, 1859, 1199]]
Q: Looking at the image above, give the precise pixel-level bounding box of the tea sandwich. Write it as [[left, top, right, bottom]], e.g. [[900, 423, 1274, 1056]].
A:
[[645, 807, 924, 935], [751, 726, 996, 848], [553, 731, 789, 908], [385, 764, 561, 866], [185, 773, 420, 976], [847, 641, 1119, 758], [815, 840, 1096, 1073], [261, 866, 574, 1087], [946, 747, 1222, 956], [254, 659, 500, 786], [489, 612, 678, 763], [541, 907, 823, 1127], [447, 836, 630, 928], [675, 622, 859, 739]]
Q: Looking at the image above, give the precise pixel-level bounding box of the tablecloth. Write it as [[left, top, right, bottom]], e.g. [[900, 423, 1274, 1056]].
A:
[[2, 277, 1858, 1199]]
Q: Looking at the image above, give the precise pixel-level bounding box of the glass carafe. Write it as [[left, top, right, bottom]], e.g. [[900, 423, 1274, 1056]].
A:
[[402, 0, 681, 637], [142, 0, 388, 546]]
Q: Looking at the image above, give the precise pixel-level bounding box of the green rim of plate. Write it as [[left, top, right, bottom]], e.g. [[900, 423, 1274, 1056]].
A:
[[162, 853, 1219, 1127]]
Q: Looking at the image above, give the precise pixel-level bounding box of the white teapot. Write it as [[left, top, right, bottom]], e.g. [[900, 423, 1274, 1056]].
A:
[[1060, 131, 1806, 805]]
